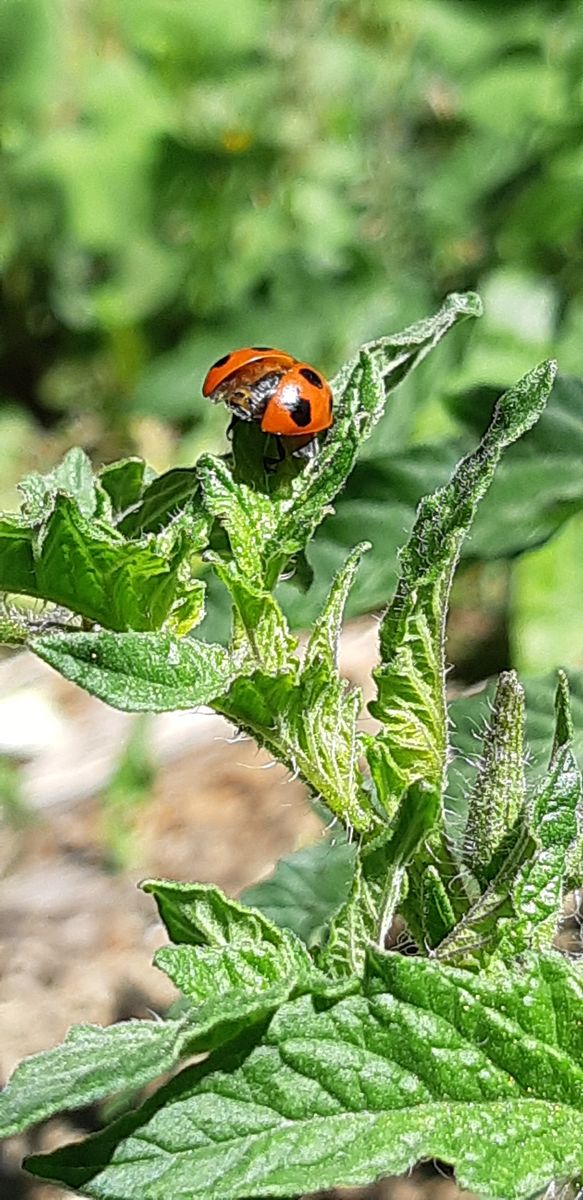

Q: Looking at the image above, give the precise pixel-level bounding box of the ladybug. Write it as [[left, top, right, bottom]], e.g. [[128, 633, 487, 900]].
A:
[[202, 346, 333, 440]]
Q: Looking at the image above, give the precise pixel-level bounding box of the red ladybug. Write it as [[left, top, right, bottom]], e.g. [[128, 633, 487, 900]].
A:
[[202, 346, 333, 439]]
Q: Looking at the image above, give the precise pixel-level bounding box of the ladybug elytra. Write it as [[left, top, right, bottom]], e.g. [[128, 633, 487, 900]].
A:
[[202, 346, 333, 439]]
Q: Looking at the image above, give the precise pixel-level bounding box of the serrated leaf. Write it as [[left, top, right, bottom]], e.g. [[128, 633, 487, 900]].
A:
[[198, 455, 277, 584], [31, 630, 237, 712], [210, 556, 297, 671], [142, 879, 293, 950], [368, 361, 556, 816], [441, 674, 583, 967], [240, 839, 357, 947], [215, 550, 374, 831], [19, 447, 101, 521], [26, 952, 583, 1200], [322, 780, 439, 975], [0, 490, 206, 632], [494, 676, 583, 959], [462, 670, 526, 886]]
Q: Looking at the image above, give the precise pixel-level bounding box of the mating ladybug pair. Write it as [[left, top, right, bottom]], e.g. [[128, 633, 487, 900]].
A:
[[202, 346, 333, 443]]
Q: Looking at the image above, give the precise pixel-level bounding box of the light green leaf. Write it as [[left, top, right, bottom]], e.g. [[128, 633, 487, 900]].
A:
[[19, 447, 102, 521], [0, 1016, 197, 1140], [494, 674, 583, 959], [31, 630, 237, 712], [322, 780, 439, 975], [142, 878, 293, 950], [215, 549, 373, 830], [441, 673, 582, 967], [27, 952, 583, 1200]]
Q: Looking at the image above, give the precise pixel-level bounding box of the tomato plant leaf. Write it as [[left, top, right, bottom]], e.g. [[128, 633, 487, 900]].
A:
[[26, 952, 583, 1200], [31, 630, 237, 711]]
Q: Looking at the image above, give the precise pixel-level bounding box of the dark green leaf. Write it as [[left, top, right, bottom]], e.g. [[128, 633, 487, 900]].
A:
[[99, 458, 150, 518], [119, 469, 200, 538], [241, 839, 357, 947]]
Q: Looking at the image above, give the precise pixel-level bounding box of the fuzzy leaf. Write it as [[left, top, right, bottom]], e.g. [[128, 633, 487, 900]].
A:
[[441, 674, 582, 967], [368, 361, 556, 815], [31, 630, 237, 712], [26, 952, 583, 1200], [19, 447, 102, 521], [142, 879, 294, 950], [0, 1017, 196, 1140], [461, 670, 526, 885], [0, 493, 205, 633], [215, 549, 373, 830], [494, 675, 583, 958], [322, 780, 440, 975]]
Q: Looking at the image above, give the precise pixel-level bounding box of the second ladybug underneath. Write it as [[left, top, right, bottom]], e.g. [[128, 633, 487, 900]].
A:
[[202, 346, 333, 438]]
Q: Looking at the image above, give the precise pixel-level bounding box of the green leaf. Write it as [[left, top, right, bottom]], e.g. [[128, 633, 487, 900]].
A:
[[0, 1016, 195, 1140], [277, 441, 459, 629], [99, 458, 151, 519], [215, 548, 373, 831], [19, 447, 102, 521], [368, 361, 556, 816], [142, 878, 293, 950], [449, 373, 583, 558], [31, 630, 237, 712], [240, 839, 357, 947], [27, 952, 583, 1200], [268, 293, 481, 574], [494, 675, 583, 959], [441, 673, 582, 967], [280, 370, 583, 632], [119, 468, 200, 538], [0, 495, 205, 633], [461, 670, 526, 886], [322, 780, 440, 975]]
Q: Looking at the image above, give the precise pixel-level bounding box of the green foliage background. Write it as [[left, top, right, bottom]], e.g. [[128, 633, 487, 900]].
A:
[[1, 0, 582, 671]]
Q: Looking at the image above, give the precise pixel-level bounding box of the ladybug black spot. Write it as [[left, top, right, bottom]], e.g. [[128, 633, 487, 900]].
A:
[[291, 397, 313, 428], [211, 353, 231, 369], [299, 366, 323, 388], [252, 345, 274, 351]]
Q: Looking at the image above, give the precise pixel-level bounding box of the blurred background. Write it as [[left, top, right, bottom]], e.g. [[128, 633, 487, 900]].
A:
[[1, 1, 583, 1195]]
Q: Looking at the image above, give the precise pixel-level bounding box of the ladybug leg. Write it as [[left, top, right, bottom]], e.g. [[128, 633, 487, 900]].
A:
[[263, 435, 286, 473], [290, 435, 317, 459]]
